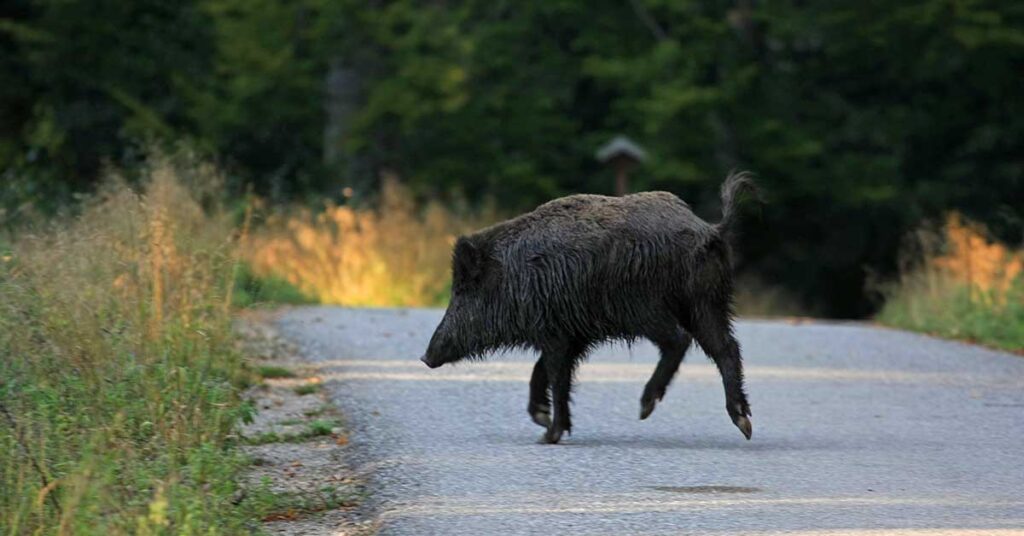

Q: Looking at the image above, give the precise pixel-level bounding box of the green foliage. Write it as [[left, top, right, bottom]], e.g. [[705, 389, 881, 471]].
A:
[[2, 1, 1023, 316], [256, 365, 296, 379], [242, 419, 337, 445], [877, 214, 1023, 351], [1, 1, 213, 209], [293, 383, 321, 396], [306, 419, 334, 437], [0, 157, 270, 533], [233, 261, 315, 307], [255, 485, 362, 520], [880, 275, 1024, 352]]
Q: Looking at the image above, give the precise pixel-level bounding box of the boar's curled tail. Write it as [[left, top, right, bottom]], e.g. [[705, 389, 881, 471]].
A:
[[716, 170, 758, 237]]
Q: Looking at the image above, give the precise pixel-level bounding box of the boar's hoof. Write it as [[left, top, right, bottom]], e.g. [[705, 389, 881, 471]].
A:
[[530, 405, 552, 428], [542, 426, 566, 444], [733, 415, 753, 440], [639, 398, 657, 420]]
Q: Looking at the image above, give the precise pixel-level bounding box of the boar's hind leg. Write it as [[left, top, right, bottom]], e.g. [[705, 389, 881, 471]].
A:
[[527, 357, 551, 428], [542, 341, 585, 445], [689, 306, 753, 440], [640, 325, 693, 420]]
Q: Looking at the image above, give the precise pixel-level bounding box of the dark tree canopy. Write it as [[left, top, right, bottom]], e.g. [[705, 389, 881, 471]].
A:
[[2, 0, 1022, 316]]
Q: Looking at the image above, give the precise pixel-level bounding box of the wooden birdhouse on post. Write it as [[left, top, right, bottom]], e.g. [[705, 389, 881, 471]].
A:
[[596, 135, 647, 196]]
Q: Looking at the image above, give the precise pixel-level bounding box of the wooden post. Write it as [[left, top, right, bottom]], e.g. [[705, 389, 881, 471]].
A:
[[615, 159, 629, 196], [596, 136, 647, 196]]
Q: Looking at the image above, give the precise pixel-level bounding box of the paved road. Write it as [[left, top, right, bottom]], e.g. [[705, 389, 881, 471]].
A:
[[276, 307, 1024, 535]]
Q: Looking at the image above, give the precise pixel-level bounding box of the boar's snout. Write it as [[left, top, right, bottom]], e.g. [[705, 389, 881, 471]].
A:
[[420, 353, 443, 369], [422, 309, 466, 368], [421, 320, 452, 368]]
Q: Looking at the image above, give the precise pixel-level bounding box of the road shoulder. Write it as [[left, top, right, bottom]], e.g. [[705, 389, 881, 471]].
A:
[[235, 312, 377, 535]]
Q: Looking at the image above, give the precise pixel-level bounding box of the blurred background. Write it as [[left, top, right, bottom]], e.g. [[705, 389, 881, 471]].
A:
[[1, 0, 1021, 337], [1, 4, 1022, 530]]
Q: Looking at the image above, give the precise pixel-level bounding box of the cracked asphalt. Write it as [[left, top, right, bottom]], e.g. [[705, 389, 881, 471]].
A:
[[276, 307, 1024, 535]]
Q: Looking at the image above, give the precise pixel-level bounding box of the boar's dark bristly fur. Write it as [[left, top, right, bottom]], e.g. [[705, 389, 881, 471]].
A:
[[422, 172, 757, 444]]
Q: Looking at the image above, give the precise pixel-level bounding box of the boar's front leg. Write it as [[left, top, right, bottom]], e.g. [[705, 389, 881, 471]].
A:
[[527, 356, 551, 428], [541, 340, 585, 444]]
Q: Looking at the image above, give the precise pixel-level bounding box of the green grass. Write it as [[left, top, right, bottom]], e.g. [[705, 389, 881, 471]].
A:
[[255, 484, 363, 521], [257, 365, 296, 379], [877, 216, 1023, 353], [307, 419, 335, 437], [243, 420, 337, 446], [232, 261, 314, 308], [0, 155, 273, 534], [879, 278, 1024, 352], [293, 383, 321, 396]]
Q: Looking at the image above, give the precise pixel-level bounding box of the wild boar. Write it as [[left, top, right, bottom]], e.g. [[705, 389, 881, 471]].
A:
[[421, 172, 756, 444]]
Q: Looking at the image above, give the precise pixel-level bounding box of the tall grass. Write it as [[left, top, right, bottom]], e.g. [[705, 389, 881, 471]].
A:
[[879, 213, 1024, 352], [244, 176, 496, 307], [0, 155, 260, 533]]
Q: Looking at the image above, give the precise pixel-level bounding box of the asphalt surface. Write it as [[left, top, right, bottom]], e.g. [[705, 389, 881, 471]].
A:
[[276, 307, 1024, 535]]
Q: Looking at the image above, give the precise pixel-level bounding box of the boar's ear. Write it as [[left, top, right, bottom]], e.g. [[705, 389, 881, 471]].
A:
[[453, 237, 487, 284]]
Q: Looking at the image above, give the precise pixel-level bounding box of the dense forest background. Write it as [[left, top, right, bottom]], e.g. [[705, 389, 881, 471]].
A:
[[2, 0, 1022, 317]]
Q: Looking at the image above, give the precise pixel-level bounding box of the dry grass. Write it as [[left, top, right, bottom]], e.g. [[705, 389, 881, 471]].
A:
[[879, 213, 1024, 352], [930, 213, 1023, 305], [0, 154, 263, 533], [244, 176, 496, 307]]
